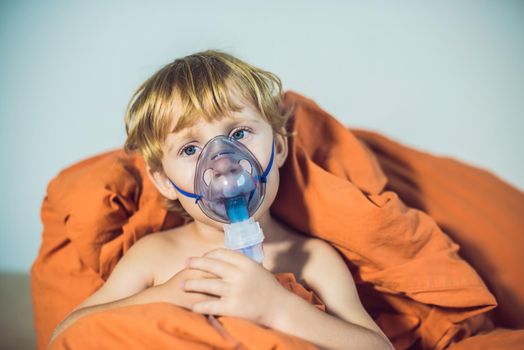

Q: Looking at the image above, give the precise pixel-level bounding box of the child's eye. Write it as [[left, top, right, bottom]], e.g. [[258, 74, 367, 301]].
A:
[[230, 127, 251, 141], [180, 145, 199, 157], [179, 127, 251, 157]]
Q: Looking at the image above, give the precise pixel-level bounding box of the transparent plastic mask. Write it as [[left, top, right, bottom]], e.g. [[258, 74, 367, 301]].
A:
[[191, 135, 268, 223]]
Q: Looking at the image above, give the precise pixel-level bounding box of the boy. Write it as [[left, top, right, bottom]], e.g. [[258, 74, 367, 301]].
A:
[[51, 50, 393, 350]]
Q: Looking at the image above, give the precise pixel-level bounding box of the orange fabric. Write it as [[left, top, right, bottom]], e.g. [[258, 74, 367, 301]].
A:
[[446, 328, 524, 350], [32, 90, 524, 349], [352, 128, 524, 330], [50, 273, 325, 350], [275, 272, 326, 313]]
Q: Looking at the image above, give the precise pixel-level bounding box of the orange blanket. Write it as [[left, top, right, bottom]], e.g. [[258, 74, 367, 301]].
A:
[[32, 91, 524, 349], [50, 273, 326, 349]]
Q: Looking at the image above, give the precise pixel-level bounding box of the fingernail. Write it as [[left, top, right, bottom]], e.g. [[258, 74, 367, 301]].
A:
[[179, 281, 185, 289]]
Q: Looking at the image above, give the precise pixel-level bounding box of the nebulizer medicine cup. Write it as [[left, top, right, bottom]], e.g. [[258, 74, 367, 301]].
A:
[[223, 195, 265, 264]]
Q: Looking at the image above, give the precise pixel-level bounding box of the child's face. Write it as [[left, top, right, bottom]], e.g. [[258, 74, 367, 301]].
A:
[[148, 90, 288, 231]]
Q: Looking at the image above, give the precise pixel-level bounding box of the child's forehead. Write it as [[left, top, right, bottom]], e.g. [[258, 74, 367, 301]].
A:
[[168, 89, 263, 136]]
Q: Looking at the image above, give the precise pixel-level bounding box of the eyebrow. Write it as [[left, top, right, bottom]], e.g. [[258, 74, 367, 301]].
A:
[[168, 128, 196, 153]]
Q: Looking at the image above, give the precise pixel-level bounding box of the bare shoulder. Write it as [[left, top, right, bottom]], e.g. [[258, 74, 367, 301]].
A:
[[129, 227, 187, 274], [301, 237, 356, 305], [72, 229, 179, 310], [131, 229, 177, 251], [301, 238, 387, 338], [301, 238, 349, 284], [109, 229, 180, 282], [110, 226, 188, 280], [123, 230, 174, 265], [131, 224, 216, 285]]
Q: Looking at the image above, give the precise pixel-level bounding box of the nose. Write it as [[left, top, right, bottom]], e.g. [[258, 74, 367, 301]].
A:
[[202, 154, 242, 186], [212, 156, 241, 176]]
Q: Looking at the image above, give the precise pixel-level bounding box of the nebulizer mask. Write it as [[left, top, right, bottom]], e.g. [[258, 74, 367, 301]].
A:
[[168, 135, 275, 264]]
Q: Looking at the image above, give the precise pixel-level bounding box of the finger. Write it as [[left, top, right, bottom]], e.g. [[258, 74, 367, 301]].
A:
[[203, 248, 252, 267], [192, 299, 226, 316], [183, 278, 230, 297], [187, 256, 237, 278]]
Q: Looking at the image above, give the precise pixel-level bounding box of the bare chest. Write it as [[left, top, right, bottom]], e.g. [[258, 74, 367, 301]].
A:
[[153, 236, 312, 286]]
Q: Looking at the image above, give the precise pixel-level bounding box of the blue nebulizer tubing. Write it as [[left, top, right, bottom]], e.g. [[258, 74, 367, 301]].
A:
[[223, 196, 265, 264]]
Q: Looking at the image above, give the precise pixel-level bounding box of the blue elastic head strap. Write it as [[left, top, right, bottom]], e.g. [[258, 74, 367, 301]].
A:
[[258, 136, 274, 184], [168, 178, 203, 204], [168, 137, 275, 204]]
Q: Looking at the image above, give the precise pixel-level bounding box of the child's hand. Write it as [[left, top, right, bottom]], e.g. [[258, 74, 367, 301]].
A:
[[159, 267, 222, 310], [181, 248, 290, 327]]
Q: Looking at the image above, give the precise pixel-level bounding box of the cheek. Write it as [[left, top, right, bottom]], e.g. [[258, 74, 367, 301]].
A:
[[250, 169, 279, 222], [179, 195, 225, 229], [250, 135, 273, 173], [177, 194, 207, 221], [261, 166, 280, 209], [165, 160, 198, 191]]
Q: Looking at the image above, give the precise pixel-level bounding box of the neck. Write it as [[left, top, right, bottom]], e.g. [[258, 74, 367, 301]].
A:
[[190, 210, 285, 247]]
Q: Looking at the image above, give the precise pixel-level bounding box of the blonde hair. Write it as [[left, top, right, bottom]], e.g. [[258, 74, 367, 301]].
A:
[[124, 49, 295, 217]]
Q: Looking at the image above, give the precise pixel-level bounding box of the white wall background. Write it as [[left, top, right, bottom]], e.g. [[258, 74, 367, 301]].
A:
[[1, 0, 523, 273]]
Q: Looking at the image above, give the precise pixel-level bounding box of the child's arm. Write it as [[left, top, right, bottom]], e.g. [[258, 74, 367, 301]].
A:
[[50, 282, 167, 344], [268, 291, 393, 350], [267, 239, 393, 350], [49, 235, 215, 344]]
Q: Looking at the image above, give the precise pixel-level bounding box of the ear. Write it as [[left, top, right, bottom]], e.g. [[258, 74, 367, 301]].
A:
[[146, 166, 179, 200], [274, 128, 289, 168]]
